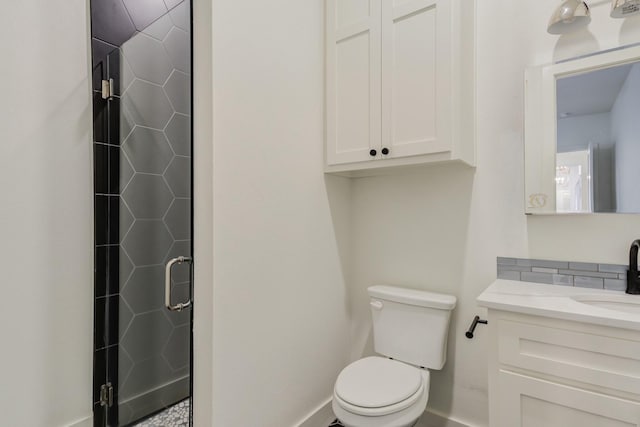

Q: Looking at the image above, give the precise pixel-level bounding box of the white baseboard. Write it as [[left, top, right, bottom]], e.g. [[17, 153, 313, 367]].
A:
[[296, 397, 334, 427], [67, 415, 92, 427], [295, 398, 472, 427], [421, 409, 471, 427]]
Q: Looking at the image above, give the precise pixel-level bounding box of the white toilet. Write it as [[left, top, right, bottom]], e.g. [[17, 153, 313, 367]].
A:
[[332, 285, 457, 427]]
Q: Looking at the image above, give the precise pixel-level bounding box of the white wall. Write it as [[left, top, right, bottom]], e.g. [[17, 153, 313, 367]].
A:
[[612, 63, 640, 213], [0, 0, 93, 425], [211, 1, 352, 426], [348, 1, 640, 426], [5, 1, 640, 426]]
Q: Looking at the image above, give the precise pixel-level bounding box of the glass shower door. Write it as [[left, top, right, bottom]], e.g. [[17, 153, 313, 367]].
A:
[[90, 0, 193, 425]]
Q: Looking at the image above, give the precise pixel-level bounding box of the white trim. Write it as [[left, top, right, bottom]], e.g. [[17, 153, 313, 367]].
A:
[[66, 416, 93, 427], [292, 398, 473, 427], [421, 409, 472, 427], [192, 0, 214, 424], [295, 397, 335, 427]]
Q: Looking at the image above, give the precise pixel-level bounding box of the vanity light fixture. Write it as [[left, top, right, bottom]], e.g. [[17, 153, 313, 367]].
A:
[[611, 0, 640, 17], [547, 0, 591, 34]]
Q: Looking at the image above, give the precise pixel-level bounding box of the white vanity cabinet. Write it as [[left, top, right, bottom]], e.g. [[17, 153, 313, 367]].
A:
[[325, 0, 475, 175], [487, 310, 640, 427]]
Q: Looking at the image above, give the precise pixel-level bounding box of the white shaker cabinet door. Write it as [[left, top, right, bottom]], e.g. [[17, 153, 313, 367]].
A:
[[326, 0, 382, 165], [497, 370, 640, 427], [382, 0, 452, 158]]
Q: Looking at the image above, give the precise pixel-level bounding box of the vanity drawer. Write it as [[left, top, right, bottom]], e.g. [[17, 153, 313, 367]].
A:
[[497, 317, 640, 396], [496, 370, 640, 427]]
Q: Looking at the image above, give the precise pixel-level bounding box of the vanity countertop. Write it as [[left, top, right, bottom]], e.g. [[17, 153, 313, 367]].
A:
[[478, 279, 640, 331]]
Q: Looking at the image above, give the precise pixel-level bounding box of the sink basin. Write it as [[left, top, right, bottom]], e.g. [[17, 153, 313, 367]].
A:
[[572, 294, 640, 315]]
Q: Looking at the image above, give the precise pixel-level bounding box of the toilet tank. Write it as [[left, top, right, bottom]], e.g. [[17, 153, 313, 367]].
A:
[[368, 285, 456, 370]]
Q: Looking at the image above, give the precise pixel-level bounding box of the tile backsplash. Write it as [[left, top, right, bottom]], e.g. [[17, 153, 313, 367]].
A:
[[497, 257, 628, 291]]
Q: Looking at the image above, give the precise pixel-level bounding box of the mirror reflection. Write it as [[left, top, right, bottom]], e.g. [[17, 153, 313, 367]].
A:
[[555, 61, 640, 213]]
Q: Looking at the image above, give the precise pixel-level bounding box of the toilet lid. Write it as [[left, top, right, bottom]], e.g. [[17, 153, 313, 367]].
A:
[[335, 357, 423, 408]]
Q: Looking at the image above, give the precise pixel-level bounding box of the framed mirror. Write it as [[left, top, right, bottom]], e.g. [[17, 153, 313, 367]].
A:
[[524, 44, 640, 214]]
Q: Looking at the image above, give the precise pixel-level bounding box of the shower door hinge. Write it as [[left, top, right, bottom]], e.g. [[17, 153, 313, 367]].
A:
[[101, 79, 115, 100], [99, 383, 114, 407]]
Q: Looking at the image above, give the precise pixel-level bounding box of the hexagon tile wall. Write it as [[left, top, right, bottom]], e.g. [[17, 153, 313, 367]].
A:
[[118, 3, 192, 423], [91, 0, 192, 424]]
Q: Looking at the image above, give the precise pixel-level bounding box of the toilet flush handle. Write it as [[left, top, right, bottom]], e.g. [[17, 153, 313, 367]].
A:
[[370, 300, 384, 310]]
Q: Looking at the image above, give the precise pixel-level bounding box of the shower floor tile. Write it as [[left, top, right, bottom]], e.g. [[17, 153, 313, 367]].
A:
[[134, 399, 190, 426]]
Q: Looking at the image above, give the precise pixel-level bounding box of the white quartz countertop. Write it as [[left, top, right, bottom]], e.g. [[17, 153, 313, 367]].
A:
[[477, 279, 640, 331]]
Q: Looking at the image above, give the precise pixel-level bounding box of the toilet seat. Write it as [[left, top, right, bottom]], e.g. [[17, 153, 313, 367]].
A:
[[334, 357, 429, 417]]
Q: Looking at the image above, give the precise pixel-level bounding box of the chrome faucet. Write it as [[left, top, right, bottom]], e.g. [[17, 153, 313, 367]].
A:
[[627, 240, 640, 294]]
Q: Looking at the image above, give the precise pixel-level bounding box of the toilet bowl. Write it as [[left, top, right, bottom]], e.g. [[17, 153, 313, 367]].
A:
[[331, 286, 456, 427], [332, 357, 429, 427]]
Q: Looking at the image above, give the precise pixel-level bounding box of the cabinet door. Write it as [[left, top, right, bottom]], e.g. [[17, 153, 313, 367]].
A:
[[382, 0, 452, 158], [326, 0, 381, 165], [497, 370, 640, 427]]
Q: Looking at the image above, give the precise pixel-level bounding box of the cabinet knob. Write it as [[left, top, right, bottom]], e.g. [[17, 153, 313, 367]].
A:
[[381, 147, 390, 155], [369, 149, 377, 157]]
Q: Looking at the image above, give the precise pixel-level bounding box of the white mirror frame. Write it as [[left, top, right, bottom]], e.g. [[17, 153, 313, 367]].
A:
[[524, 44, 640, 214]]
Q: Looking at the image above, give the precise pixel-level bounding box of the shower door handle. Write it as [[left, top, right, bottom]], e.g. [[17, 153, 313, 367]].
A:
[[165, 256, 193, 312]]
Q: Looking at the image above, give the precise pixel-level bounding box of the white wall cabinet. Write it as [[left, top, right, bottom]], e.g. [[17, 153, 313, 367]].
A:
[[487, 310, 640, 427], [325, 0, 475, 175]]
